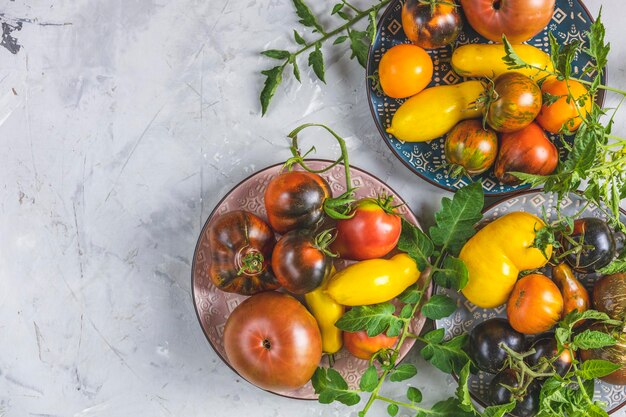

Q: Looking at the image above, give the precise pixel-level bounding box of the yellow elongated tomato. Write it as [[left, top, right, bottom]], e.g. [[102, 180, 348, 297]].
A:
[[325, 253, 420, 306], [451, 44, 553, 79], [379, 44, 433, 99], [386, 81, 484, 143], [304, 270, 345, 354], [460, 212, 552, 308]]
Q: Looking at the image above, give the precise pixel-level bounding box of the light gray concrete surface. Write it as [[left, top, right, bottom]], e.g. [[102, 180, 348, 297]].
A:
[[0, 0, 623, 416]]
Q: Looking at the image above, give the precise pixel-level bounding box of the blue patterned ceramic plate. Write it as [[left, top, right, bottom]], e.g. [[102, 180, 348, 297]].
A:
[[434, 191, 626, 414], [367, 0, 605, 196]]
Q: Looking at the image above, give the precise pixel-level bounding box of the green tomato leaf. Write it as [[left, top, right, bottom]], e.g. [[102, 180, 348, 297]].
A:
[[429, 181, 484, 256], [260, 65, 284, 116], [397, 284, 422, 304], [292, 0, 325, 33], [423, 328, 445, 344], [261, 49, 291, 60], [421, 334, 471, 374], [335, 303, 402, 337], [333, 35, 348, 45], [407, 386, 423, 403], [387, 404, 399, 417], [577, 359, 621, 380], [587, 403, 610, 417], [313, 368, 361, 406], [331, 3, 343, 14], [598, 256, 626, 274], [366, 10, 377, 44], [423, 397, 476, 417], [293, 30, 306, 45], [292, 60, 301, 83], [483, 402, 516, 417], [389, 364, 417, 382], [348, 29, 369, 68], [573, 329, 616, 350], [359, 365, 379, 392], [399, 304, 414, 319], [585, 9, 610, 71], [502, 36, 531, 70], [398, 218, 434, 271], [421, 295, 457, 320], [308, 44, 326, 83], [455, 361, 475, 412], [337, 10, 352, 21], [433, 256, 469, 290]]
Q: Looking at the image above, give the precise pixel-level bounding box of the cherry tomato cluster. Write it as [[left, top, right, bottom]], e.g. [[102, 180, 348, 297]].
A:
[[378, 0, 593, 184], [205, 161, 417, 391]]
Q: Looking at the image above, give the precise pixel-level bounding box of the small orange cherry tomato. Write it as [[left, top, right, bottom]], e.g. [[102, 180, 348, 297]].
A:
[[535, 77, 592, 134], [378, 44, 433, 99], [343, 330, 398, 360]]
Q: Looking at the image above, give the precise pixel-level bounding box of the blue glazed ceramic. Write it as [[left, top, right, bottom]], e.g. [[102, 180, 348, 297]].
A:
[[367, 0, 605, 196]]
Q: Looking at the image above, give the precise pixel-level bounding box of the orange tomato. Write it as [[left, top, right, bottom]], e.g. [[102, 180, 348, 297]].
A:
[[506, 274, 563, 335], [535, 77, 592, 134], [343, 330, 398, 360], [378, 44, 433, 99]]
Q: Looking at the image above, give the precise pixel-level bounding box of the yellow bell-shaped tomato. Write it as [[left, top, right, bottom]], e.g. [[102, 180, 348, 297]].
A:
[[451, 44, 553, 79], [325, 253, 420, 306], [460, 212, 552, 308], [386, 81, 484, 143]]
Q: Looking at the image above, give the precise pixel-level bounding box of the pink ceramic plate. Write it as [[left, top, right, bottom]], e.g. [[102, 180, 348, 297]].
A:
[[191, 159, 432, 399]]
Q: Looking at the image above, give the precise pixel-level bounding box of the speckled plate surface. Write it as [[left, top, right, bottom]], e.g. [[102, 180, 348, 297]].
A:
[[191, 160, 432, 399], [435, 190, 626, 414], [367, 0, 605, 196]]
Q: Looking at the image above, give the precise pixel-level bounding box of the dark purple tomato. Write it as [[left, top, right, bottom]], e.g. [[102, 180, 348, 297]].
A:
[[264, 171, 332, 234], [489, 368, 540, 417], [469, 318, 526, 374], [561, 218, 624, 273], [444, 119, 498, 177], [525, 336, 573, 377], [402, 0, 462, 49], [271, 230, 333, 294]]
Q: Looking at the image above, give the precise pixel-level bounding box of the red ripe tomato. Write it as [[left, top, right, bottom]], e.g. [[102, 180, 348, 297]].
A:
[[494, 122, 558, 185], [402, 0, 462, 49], [264, 171, 332, 234], [485, 72, 542, 133], [506, 274, 563, 335], [343, 330, 398, 360], [272, 230, 333, 294], [331, 197, 402, 261], [378, 44, 433, 99], [444, 119, 498, 177], [223, 291, 322, 391], [535, 77, 592, 134], [460, 0, 556, 43]]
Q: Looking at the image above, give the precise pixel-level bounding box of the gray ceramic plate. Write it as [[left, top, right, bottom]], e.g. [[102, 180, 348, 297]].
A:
[[191, 159, 432, 399], [435, 190, 626, 414]]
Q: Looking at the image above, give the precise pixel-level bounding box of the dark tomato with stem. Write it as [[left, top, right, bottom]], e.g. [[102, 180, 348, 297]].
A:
[[489, 368, 541, 417], [272, 229, 334, 294], [561, 218, 624, 273], [485, 72, 542, 133], [332, 196, 402, 261], [402, 0, 462, 49], [469, 318, 526, 374], [460, 0, 555, 43], [525, 336, 574, 377], [264, 171, 332, 234], [494, 122, 558, 185], [207, 210, 279, 295], [444, 119, 498, 177]]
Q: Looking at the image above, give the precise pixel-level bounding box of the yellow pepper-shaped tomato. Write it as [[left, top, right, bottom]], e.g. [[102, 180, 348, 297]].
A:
[[386, 81, 484, 143], [460, 212, 552, 308], [304, 270, 345, 354], [451, 44, 554, 79], [325, 253, 420, 306]]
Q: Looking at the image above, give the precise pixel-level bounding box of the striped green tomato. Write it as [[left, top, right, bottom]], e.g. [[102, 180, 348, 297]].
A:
[[444, 119, 498, 177]]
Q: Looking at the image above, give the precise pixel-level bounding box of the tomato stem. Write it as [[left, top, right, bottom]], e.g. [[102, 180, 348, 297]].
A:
[[237, 250, 265, 276]]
